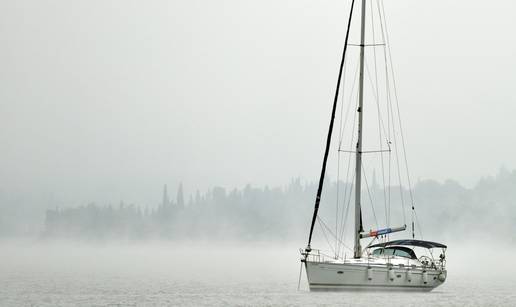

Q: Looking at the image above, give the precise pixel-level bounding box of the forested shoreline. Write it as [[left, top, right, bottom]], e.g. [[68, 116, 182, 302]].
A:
[[40, 169, 516, 244]]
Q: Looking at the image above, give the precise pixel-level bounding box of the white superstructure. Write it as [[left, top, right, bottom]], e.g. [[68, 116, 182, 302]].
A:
[[301, 243, 447, 291]]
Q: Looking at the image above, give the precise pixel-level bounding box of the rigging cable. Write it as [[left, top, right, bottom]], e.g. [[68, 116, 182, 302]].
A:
[[318, 216, 353, 255], [365, 60, 389, 139], [335, 57, 358, 256], [334, 59, 347, 257], [364, 59, 392, 228], [375, 0, 393, 231], [369, 0, 390, 229], [338, 62, 361, 149], [336, 63, 360, 257], [337, 79, 360, 257], [337, 171, 356, 258], [361, 162, 379, 229], [379, 0, 421, 237], [317, 217, 338, 257], [306, 0, 356, 251]]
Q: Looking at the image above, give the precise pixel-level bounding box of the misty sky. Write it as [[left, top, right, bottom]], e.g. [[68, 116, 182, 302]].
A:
[[1, 0, 515, 206]]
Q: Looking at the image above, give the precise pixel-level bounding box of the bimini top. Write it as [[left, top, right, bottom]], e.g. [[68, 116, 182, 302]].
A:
[[369, 239, 447, 249]]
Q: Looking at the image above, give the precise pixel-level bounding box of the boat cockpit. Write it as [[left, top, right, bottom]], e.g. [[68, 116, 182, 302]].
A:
[[366, 239, 447, 270]]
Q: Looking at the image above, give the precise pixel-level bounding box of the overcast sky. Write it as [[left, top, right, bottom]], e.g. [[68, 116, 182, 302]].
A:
[[1, 0, 515, 206]]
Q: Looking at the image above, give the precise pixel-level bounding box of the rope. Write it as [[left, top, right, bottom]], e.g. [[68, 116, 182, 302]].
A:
[[337, 171, 355, 258], [297, 262, 303, 291], [361, 162, 379, 229], [318, 216, 353, 255], [336, 82, 360, 257], [368, 0, 389, 232], [338, 62, 360, 149], [335, 60, 360, 256], [380, 0, 418, 234], [365, 60, 390, 141], [375, 0, 393, 230], [317, 217, 337, 257], [335, 59, 352, 255]]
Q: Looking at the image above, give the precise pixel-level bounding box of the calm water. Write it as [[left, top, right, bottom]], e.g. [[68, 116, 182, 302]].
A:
[[1, 241, 515, 306]]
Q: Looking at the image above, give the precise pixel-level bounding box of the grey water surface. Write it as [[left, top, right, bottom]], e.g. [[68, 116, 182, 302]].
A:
[[1, 241, 515, 306]]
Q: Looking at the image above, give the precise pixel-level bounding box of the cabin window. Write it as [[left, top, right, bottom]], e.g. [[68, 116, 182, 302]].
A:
[[372, 248, 394, 256], [394, 249, 412, 258], [371, 247, 416, 259], [384, 249, 396, 256]]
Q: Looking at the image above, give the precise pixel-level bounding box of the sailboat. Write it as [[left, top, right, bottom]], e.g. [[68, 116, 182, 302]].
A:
[[300, 0, 447, 291]]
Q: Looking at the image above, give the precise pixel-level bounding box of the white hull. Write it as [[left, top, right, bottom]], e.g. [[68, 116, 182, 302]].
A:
[[305, 260, 446, 292]]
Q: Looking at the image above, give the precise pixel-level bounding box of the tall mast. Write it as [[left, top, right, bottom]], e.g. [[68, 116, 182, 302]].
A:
[[354, 0, 367, 259], [306, 0, 356, 252]]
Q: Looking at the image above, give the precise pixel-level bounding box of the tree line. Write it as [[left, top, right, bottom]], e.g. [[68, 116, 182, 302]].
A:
[[41, 169, 516, 245]]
